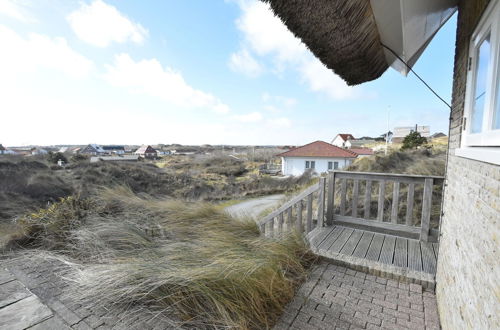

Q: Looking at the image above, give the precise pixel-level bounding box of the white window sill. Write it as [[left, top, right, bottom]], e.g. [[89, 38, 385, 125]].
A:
[[455, 147, 500, 165]]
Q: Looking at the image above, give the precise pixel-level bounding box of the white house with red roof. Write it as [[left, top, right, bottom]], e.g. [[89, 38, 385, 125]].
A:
[[331, 134, 355, 148], [277, 141, 358, 176]]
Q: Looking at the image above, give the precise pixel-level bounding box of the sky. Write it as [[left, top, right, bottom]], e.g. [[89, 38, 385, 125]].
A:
[[0, 0, 457, 146]]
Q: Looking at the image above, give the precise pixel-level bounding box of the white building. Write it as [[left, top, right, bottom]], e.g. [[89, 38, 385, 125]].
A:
[[330, 134, 355, 148], [277, 141, 358, 176], [392, 125, 430, 143]]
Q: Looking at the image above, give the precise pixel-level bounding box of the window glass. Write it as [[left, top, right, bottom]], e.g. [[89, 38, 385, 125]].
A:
[[494, 66, 500, 129], [334, 162, 339, 169], [311, 161, 315, 169], [305, 161, 309, 169], [471, 33, 491, 133], [328, 162, 333, 170]]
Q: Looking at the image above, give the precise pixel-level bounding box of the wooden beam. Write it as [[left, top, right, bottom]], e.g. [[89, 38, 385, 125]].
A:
[[405, 183, 415, 226], [352, 179, 359, 218], [391, 182, 400, 224], [340, 178, 347, 216], [377, 180, 386, 221], [420, 178, 434, 242], [364, 180, 372, 219], [326, 172, 335, 225], [317, 177, 326, 228], [296, 201, 303, 233], [306, 194, 313, 233]]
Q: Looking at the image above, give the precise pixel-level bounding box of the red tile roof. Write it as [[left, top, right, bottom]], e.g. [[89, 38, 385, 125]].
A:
[[350, 148, 374, 155], [337, 134, 355, 141], [277, 141, 358, 158]]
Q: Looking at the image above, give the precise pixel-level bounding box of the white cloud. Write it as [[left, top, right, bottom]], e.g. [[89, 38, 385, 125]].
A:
[[233, 111, 262, 122], [233, 1, 363, 100], [67, 0, 148, 47], [267, 117, 291, 128], [103, 53, 230, 113], [0, 0, 35, 22], [0, 24, 93, 78], [229, 48, 263, 77]]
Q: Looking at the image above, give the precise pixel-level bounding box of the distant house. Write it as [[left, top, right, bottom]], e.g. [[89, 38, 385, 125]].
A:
[[350, 148, 375, 158], [430, 132, 447, 139], [31, 148, 48, 155], [392, 125, 430, 143], [345, 139, 376, 148], [0, 144, 5, 155], [102, 145, 125, 155], [135, 145, 157, 159], [80, 144, 106, 155], [277, 141, 358, 176], [331, 134, 355, 148]]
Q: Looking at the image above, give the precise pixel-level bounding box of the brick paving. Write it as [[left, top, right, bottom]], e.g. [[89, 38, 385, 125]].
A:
[[1, 254, 178, 329], [274, 262, 440, 330]]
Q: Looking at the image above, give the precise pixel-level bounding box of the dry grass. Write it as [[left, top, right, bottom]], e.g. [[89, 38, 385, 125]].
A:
[[6, 187, 315, 329]]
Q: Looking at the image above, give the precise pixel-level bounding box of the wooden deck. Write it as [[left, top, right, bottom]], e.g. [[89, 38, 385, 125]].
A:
[[308, 225, 439, 287]]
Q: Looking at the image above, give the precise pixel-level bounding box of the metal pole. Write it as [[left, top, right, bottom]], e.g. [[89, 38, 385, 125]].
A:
[[385, 105, 390, 155]]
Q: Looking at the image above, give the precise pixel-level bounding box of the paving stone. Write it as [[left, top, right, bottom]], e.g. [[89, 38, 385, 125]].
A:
[[0, 295, 53, 329], [30, 315, 71, 330], [0, 279, 31, 308], [409, 283, 422, 293]]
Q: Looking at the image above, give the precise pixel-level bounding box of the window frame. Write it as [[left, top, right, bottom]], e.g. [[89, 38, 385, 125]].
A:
[[305, 161, 310, 169], [311, 161, 315, 169], [334, 161, 339, 170], [462, 0, 500, 148], [328, 161, 333, 170]]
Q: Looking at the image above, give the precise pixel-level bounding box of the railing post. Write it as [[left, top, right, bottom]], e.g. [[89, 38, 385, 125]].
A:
[[352, 179, 359, 218], [296, 201, 303, 233], [277, 213, 284, 236], [340, 178, 347, 216], [269, 218, 275, 238], [317, 177, 326, 228], [326, 171, 336, 225], [306, 194, 313, 233], [287, 207, 293, 231], [364, 180, 372, 219], [420, 178, 433, 241], [391, 181, 400, 223], [377, 180, 386, 221], [405, 183, 415, 226]]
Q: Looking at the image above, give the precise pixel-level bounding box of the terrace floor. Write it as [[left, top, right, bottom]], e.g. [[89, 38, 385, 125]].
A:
[[307, 226, 439, 289], [274, 262, 440, 330]]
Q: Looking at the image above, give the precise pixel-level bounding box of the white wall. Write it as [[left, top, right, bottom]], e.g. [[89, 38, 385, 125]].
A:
[[281, 157, 354, 176], [331, 135, 345, 147]]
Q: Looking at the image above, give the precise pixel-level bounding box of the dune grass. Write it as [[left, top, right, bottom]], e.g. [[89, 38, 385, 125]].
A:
[[6, 187, 315, 329]]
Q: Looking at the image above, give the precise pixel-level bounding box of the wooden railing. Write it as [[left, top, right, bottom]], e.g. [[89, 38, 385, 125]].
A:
[[258, 171, 444, 242], [326, 171, 445, 242], [259, 177, 326, 237]]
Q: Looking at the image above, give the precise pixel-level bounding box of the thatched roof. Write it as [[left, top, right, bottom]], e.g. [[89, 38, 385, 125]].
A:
[[261, 0, 388, 85]]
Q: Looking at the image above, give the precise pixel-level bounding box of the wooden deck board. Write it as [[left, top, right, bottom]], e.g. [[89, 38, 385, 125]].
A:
[[352, 232, 374, 258], [329, 228, 354, 253], [340, 229, 364, 256], [309, 225, 439, 279], [408, 239, 423, 272], [309, 226, 335, 247], [421, 242, 437, 274], [379, 235, 396, 265], [365, 233, 384, 261], [394, 237, 408, 268], [318, 226, 343, 250], [432, 242, 439, 259]]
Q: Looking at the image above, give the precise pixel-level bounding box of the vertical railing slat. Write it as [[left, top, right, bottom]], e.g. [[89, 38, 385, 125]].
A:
[[326, 171, 336, 225], [287, 207, 293, 231], [317, 177, 326, 228], [377, 180, 386, 221], [364, 180, 372, 219], [391, 181, 400, 223], [420, 178, 434, 242], [277, 213, 284, 236], [405, 183, 415, 226], [269, 218, 275, 237], [352, 179, 359, 218], [296, 201, 303, 233], [340, 178, 347, 216], [306, 194, 313, 233]]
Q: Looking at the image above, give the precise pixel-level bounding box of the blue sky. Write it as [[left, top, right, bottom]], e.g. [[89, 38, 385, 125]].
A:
[[0, 0, 456, 146]]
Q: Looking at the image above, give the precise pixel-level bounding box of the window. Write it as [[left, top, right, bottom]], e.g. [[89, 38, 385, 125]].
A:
[[311, 161, 315, 169], [459, 0, 500, 165], [328, 161, 333, 170], [305, 161, 310, 169], [334, 162, 339, 169]]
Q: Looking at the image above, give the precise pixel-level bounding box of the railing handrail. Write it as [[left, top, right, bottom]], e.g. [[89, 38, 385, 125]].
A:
[[259, 182, 320, 226], [331, 170, 445, 181]]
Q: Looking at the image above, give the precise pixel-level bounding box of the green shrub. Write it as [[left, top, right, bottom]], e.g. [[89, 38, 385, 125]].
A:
[[401, 131, 427, 150]]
